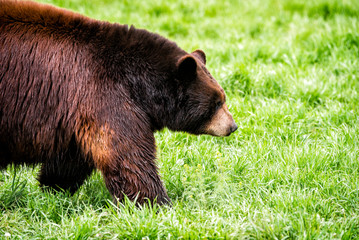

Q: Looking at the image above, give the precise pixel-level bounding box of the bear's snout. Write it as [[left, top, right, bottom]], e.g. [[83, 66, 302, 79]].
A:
[[204, 104, 237, 137]]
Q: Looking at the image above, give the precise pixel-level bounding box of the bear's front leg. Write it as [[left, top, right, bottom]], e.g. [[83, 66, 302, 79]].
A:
[[100, 153, 171, 205], [78, 121, 170, 205]]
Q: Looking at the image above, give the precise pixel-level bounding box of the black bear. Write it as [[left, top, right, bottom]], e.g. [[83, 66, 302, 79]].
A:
[[0, 0, 237, 205]]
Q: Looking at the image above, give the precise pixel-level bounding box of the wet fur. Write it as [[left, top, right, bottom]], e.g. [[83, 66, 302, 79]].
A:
[[0, 0, 229, 205]]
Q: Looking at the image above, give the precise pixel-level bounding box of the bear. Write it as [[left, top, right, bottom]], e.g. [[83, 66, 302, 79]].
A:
[[0, 0, 237, 205]]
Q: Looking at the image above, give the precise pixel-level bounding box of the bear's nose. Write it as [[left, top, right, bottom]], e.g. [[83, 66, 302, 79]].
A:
[[230, 123, 238, 133], [226, 122, 238, 136]]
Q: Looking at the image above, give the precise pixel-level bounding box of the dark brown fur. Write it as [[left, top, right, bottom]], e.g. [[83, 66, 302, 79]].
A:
[[0, 0, 237, 205]]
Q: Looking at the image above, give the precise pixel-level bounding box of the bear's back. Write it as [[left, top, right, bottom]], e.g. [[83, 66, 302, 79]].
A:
[[0, 1, 88, 29]]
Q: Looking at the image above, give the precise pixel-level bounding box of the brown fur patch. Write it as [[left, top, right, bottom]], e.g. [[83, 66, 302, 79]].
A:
[[75, 118, 114, 168]]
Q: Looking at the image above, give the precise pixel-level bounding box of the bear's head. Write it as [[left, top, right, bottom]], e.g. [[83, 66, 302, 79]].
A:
[[172, 49, 237, 137]]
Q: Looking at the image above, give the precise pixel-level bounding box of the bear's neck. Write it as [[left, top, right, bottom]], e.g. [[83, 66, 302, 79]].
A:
[[93, 23, 187, 131]]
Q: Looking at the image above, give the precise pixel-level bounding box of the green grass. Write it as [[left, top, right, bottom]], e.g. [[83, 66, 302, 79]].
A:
[[1, 0, 359, 238]]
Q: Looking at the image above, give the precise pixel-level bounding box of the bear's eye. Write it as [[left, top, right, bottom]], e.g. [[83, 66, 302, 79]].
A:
[[215, 100, 222, 109]]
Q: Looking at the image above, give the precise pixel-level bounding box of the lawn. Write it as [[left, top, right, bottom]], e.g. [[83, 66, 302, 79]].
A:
[[1, 0, 359, 239]]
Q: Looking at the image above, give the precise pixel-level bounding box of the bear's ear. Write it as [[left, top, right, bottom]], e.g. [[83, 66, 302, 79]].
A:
[[177, 55, 197, 80], [191, 49, 206, 65]]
